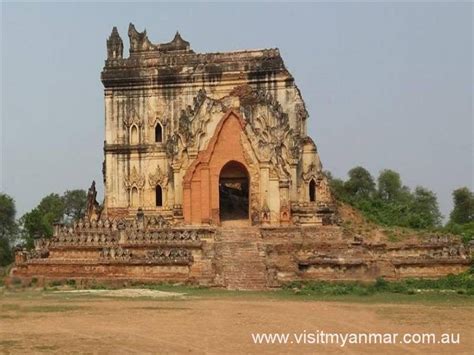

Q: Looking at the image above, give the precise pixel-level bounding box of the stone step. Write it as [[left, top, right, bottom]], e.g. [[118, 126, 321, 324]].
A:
[[216, 227, 268, 290]]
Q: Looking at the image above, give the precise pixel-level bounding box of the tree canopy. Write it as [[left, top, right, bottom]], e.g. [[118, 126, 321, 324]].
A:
[[445, 187, 474, 244], [449, 187, 474, 225], [63, 189, 88, 222], [0, 193, 17, 266], [345, 167, 376, 199], [20, 189, 87, 249], [328, 167, 442, 230]]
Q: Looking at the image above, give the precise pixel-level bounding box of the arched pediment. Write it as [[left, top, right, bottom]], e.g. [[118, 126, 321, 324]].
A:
[[183, 109, 246, 184], [182, 109, 260, 225]]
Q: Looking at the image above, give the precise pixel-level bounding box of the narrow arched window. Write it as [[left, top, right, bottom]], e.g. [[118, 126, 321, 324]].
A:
[[155, 185, 163, 207], [155, 123, 163, 143], [131, 187, 139, 207], [309, 179, 316, 202], [130, 125, 138, 145]]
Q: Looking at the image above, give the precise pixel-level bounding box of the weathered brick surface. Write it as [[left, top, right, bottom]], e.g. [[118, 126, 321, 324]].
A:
[[11, 221, 471, 289], [100, 24, 336, 227], [183, 111, 249, 225]]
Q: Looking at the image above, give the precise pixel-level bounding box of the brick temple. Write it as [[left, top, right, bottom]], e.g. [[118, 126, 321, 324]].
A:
[[11, 24, 471, 289], [101, 24, 335, 226]]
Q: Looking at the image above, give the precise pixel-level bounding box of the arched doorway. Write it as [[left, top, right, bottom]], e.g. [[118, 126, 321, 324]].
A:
[[219, 161, 249, 222]]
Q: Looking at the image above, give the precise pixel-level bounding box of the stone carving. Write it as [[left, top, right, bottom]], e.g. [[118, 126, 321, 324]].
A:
[[302, 163, 320, 182], [52, 232, 119, 247], [86, 181, 102, 221], [167, 89, 228, 161], [148, 164, 169, 187], [124, 166, 145, 190], [178, 89, 211, 143], [128, 23, 157, 52], [100, 247, 132, 261], [261, 202, 271, 224], [237, 87, 295, 180], [123, 108, 144, 128], [145, 248, 193, 264], [159, 32, 191, 52], [99, 246, 193, 264], [106, 27, 123, 60], [127, 24, 192, 54], [280, 199, 290, 224], [240, 133, 261, 223], [165, 134, 180, 159], [145, 215, 170, 229], [295, 102, 308, 123], [126, 229, 199, 244], [27, 248, 50, 260], [249, 113, 292, 179]]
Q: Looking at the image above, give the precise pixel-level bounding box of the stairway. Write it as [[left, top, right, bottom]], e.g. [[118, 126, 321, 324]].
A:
[[216, 226, 268, 290]]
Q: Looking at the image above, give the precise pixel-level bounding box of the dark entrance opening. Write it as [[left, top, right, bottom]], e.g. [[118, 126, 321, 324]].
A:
[[219, 161, 249, 222], [309, 179, 316, 202], [155, 123, 163, 143], [155, 185, 163, 207]]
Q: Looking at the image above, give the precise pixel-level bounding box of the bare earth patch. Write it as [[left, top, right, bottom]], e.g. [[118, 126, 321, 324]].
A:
[[57, 288, 185, 299], [0, 290, 472, 354]]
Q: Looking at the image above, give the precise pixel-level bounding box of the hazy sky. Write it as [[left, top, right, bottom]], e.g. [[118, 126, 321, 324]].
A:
[[1, 2, 472, 220]]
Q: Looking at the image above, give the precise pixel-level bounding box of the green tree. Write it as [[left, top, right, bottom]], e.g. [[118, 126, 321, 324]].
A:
[[325, 171, 349, 202], [449, 187, 474, 225], [37, 193, 64, 221], [19, 209, 47, 249], [377, 169, 403, 202], [331, 167, 444, 231], [0, 193, 17, 266], [20, 193, 65, 249], [345, 166, 376, 200], [408, 186, 442, 229], [62, 189, 87, 221]]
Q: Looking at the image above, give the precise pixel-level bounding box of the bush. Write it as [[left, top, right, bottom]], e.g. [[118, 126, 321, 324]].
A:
[[374, 277, 388, 291], [285, 272, 474, 297], [444, 222, 474, 245]]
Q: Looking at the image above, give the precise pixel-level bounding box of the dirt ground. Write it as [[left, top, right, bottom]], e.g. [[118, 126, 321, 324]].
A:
[[0, 289, 473, 354]]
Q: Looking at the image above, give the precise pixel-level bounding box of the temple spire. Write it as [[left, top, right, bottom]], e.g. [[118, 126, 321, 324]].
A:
[[106, 26, 123, 60]]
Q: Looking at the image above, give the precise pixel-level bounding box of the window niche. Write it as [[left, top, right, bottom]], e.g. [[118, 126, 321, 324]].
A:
[[309, 179, 316, 202], [155, 185, 163, 207], [130, 125, 139, 145], [155, 122, 163, 143]]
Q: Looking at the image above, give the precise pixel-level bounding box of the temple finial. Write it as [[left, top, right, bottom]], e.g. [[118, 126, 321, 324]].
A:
[[107, 26, 123, 60]]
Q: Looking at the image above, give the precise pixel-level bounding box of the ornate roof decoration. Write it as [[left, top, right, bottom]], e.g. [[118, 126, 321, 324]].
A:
[[124, 166, 145, 190], [123, 108, 144, 128], [302, 163, 320, 182], [128, 23, 157, 52], [159, 31, 191, 52], [149, 165, 169, 187], [107, 27, 123, 60], [148, 114, 164, 128], [127, 23, 192, 54], [239, 87, 294, 180]]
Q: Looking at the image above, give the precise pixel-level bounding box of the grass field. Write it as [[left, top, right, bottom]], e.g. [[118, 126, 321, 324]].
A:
[[1, 282, 473, 354]]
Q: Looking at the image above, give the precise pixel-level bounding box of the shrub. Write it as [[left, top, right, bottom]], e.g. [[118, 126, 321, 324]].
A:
[[283, 272, 473, 297], [374, 277, 388, 291]]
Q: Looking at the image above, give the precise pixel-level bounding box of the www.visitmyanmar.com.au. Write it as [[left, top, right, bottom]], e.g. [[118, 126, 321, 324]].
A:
[[251, 331, 461, 347]]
